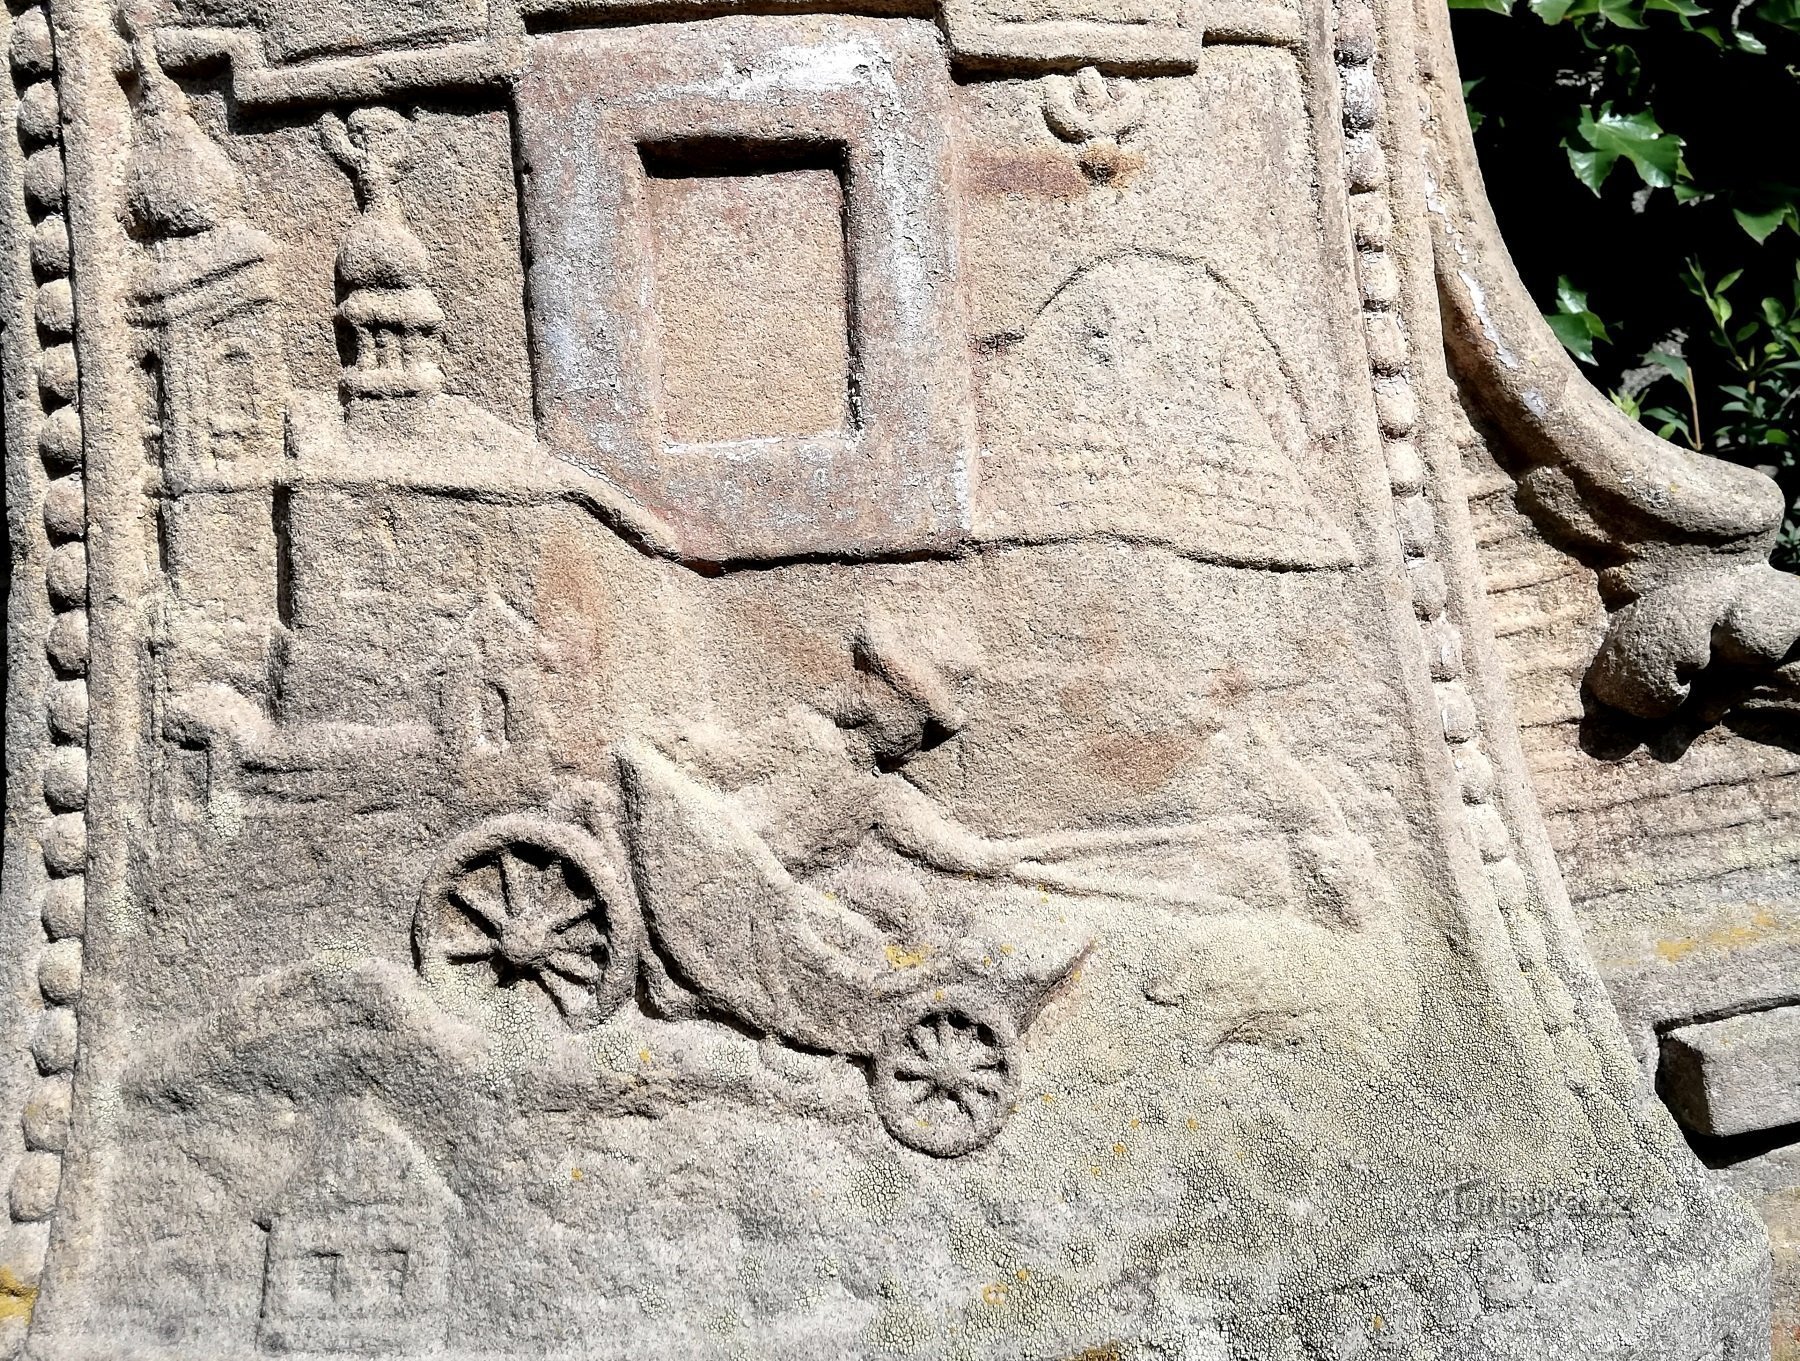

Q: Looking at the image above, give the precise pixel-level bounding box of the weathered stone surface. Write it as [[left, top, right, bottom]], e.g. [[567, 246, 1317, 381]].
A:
[[0, 0, 1781, 1358], [1661, 1007, 1800, 1139]]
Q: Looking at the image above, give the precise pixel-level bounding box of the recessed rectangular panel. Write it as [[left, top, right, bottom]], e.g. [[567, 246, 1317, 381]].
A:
[[644, 164, 851, 446]]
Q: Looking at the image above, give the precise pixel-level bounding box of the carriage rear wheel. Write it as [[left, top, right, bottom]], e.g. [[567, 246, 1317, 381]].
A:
[[416, 815, 641, 1027], [872, 991, 1020, 1157]]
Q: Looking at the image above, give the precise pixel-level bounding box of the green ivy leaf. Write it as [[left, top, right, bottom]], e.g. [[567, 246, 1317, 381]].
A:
[[1556, 277, 1591, 314], [1735, 204, 1797, 243], [1463, 78, 1487, 132], [1757, 0, 1800, 34], [1530, 0, 1578, 20], [1547, 311, 1601, 362], [1564, 104, 1686, 192], [1546, 275, 1612, 363], [1449, 0, 1514, 11], [1596, 0, 1650, 27], [1565, 143, 1612, 192]]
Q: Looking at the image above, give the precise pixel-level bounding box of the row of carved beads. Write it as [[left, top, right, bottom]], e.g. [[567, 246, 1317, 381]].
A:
[[1333, 0, 1599, 1093], [8, 0, 81, 1252]]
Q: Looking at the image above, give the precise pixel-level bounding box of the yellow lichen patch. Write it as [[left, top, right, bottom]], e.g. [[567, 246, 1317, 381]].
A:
[[638, 1048, 652, 1065], [1111, 1143, 1127, 1157], [1071, 1346, 1123, 1361], [0, 1268, 37, 1326], [1655, 906, 1787, 965], [571, 1167, 584, 1181], [1015, 1268, 1030, 1283], [981, 1282, 1009, 1306], [1186, 1116, 1200, 1131], [885, 944, 930, 970]]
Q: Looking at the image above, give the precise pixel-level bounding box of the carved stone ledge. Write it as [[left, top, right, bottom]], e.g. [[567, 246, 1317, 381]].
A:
[[151, 1, 525, 110]]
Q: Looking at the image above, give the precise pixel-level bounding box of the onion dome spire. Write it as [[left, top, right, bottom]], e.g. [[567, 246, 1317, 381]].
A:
[[321, 108, 445, 401]]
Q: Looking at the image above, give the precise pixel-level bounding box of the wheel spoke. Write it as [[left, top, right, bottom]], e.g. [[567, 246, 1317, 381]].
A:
[[898, 1080, 938, 1109], [448, 880, 506, 932], [891, 1060, 937, 1082], [497, 849, 540, 918], [952, 1084, 990, 1124], [536, 967, 590, 1017], [933, 1012, 952, 1057], [546, 880, 599, 930], [547, 951, 600, 984], [555, 918, 602, 951], [964, 1069, 1010, 1098], [442, 930, 498, 963]]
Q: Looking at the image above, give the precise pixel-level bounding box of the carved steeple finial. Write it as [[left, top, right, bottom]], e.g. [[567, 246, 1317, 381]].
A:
[[122, 0, 245, 239], [321, 108, 445, 401], [120, 0, 284, 482]]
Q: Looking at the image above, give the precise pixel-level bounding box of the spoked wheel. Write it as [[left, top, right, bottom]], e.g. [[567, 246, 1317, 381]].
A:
[[416, 815, 641, 1027], [872, 990, 1021, 1157]]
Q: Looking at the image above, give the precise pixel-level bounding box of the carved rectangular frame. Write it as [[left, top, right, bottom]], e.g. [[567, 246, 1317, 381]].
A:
[[518, 17, 974, 564]]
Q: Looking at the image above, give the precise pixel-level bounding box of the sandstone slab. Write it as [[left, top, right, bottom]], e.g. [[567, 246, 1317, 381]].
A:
[[0, 0, 1777, 1357]]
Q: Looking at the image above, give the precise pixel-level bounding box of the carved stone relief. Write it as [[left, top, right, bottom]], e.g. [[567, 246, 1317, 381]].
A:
[[0, 0, 1784, 1357]]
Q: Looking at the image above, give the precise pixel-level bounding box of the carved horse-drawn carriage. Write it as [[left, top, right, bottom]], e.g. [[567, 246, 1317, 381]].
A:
[[415, 742, 1088, 1157]]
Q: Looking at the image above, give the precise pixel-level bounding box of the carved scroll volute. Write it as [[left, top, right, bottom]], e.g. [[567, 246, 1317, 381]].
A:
[[1414, 0, 1800, 720]]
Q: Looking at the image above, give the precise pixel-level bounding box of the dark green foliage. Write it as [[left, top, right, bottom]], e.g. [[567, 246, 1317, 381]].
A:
[[1450, 0, 1800, 563]]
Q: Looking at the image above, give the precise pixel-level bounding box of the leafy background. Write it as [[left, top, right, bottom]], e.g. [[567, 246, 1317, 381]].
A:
[[1450, 0, 1800, 564]]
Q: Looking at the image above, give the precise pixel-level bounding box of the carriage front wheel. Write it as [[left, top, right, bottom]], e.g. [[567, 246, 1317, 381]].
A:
[[416, 814, 642, 1028], [872, 991, 1021, 1157]]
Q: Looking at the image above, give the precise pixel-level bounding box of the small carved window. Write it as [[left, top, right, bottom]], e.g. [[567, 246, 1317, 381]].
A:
[[205, 336, 262, 463], [293, 1249, 343, 1303]]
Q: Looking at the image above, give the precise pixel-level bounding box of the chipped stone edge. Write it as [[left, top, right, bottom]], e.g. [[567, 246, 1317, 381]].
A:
[[1, 0, 86, 1348]]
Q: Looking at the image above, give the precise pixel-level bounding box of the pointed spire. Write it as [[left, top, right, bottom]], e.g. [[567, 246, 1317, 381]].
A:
[[321, 108, 445, 400]]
